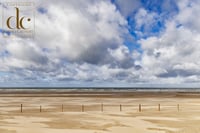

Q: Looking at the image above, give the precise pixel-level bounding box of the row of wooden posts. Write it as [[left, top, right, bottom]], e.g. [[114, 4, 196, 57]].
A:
[[20, 104, 180, 113], [138, 104, 180, 112]]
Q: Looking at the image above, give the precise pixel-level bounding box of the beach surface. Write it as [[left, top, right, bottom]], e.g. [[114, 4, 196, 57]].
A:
[[0, 90, 199, 133]]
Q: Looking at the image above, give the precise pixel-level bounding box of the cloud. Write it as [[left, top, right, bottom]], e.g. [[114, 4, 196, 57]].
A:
[[113, 0, 141, 17], [0, 0, 139, 85], [138, 0, 200, 83], [1, 0, 200, 87], [35, 0, 129, 64]]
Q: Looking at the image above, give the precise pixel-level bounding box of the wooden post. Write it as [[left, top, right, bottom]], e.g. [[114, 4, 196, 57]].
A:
[[101, 103, 103, 112], [82, 105, 84, 112], [21, 104, 23, 113], [62, 104, 64, 112], [177, 104, 179, 112], [139, 104, 141, 112], [120, 104, 122, 112], [40, 105, 42, 112], [158, 104, 160, 111]]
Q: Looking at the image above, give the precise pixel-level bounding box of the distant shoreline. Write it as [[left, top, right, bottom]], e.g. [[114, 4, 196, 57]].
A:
[[0, 88, 199, 98], [0, 87, 200, 90]]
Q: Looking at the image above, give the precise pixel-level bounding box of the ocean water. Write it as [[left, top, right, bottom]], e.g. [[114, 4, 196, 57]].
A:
[[0, 87, 200, 93]]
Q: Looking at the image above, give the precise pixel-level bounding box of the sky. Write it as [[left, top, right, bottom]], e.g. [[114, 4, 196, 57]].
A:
[[0, 0, 200, 87]]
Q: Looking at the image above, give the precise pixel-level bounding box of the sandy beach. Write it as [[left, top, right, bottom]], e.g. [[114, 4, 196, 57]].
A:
[[0, 90, 199, 133]]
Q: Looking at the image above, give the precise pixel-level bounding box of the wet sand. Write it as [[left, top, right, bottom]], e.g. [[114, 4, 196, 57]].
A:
[[0, 90, 199, 133]]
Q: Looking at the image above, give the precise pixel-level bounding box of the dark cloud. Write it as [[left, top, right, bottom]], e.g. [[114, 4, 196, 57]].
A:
[[113, 0, 141, 17], [158, 69, 197, 78]]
